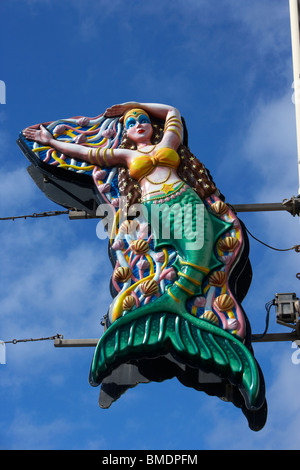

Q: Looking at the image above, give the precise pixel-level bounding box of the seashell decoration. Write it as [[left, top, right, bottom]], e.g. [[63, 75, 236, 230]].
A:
[[210, 201, 229, 216], [218, 236, 239, 252], [209, 271, 227, 287], [155, 251, 165, 263], [137, 259, 150, 271], [99, 183, 111, 193], [214, 294, 235, 312], [113, 266, 132, 283], [53, 124, 66, 136], [201, 311, 219, 324], [130, 239, 150, 255], [122, 295, 136, 311], [74, 134, 87, 144], [193, 296, 207, 308], [101, 128, 116, 139], [111, 239, 125, 251], [77, 117, 90, 127], [119, 220, 139, 235], [232, 218, 240, 228], [140, 279, 159, 297], [111, 198, 120, 208], [227, 318, 239, 331], [94, 169, 107, 180], [220, 255, 232, 265], [164, 268, 177, 281]]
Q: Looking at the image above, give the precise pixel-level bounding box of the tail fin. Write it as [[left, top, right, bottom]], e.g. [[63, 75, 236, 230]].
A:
[[90, 308, 267, 429]]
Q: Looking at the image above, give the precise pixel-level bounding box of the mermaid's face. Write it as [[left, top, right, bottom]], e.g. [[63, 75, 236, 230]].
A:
[[125, 113, 153, 144]]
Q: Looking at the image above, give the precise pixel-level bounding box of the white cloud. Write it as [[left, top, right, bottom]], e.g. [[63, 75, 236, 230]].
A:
[[0, 211, 112, 385], [187, 345, 300, 449], [254, 346, 300, 449], [228, 0, 290, 55], [204, 83, 300, 450], [1, 410, 73, 450], [242, 93, 298, 199], [216, 89, 298, 203], [223, 88, 300, 329], [0, 111, 7, 123], [0, 168, 39, 216]]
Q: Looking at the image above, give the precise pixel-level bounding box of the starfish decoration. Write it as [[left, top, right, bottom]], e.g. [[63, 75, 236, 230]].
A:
[[161, 183, 176, 195]]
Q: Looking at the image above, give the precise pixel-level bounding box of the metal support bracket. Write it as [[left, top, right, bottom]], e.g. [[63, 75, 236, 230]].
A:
[[252, 331, 300, 343], [53, 332, 300, 348], [230, 196, 300, 216], [54, 338, 98, 347], [68, 196, 300, 219]]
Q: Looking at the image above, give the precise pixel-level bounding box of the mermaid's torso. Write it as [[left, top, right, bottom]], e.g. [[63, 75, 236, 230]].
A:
[[129, 147, 180, 182]]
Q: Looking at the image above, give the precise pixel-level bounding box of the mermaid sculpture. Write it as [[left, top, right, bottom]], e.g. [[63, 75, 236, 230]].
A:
[[20, 101, 267, 430]]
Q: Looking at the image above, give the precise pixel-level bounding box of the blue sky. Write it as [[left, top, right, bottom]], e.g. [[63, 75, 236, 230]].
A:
[[1, 0, 300, 450]]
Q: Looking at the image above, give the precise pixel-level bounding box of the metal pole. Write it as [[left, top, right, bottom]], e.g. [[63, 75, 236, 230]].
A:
[[252, 332, 300, 343], [68, 196, 300, 220], [53, 334, 300, 347], [231, 202, 287, 213], [54, 338, 98, 347], [289, 0, 300, 194]]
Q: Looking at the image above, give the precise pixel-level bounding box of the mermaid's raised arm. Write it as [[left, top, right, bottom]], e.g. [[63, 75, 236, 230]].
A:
[[105, 102, 178, 121], [105, 102, 183, 150]]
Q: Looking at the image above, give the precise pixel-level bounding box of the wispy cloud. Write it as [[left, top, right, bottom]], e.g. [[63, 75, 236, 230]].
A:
[[242, 92, 298, 200], [0, 410, 79, 450], [0, 168, 38, 216]]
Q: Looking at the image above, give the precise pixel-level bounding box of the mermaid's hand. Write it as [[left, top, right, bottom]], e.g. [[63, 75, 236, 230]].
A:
[[23, 125, 54, 145], [105, 102, 139, 119]]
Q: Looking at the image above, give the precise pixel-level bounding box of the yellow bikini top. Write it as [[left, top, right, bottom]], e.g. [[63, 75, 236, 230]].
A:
[[129, 147, 180, 182]]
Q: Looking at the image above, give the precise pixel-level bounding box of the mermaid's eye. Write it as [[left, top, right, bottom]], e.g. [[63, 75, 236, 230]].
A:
[[138, 115, 151, 125], [126, 118, 137, 129]]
